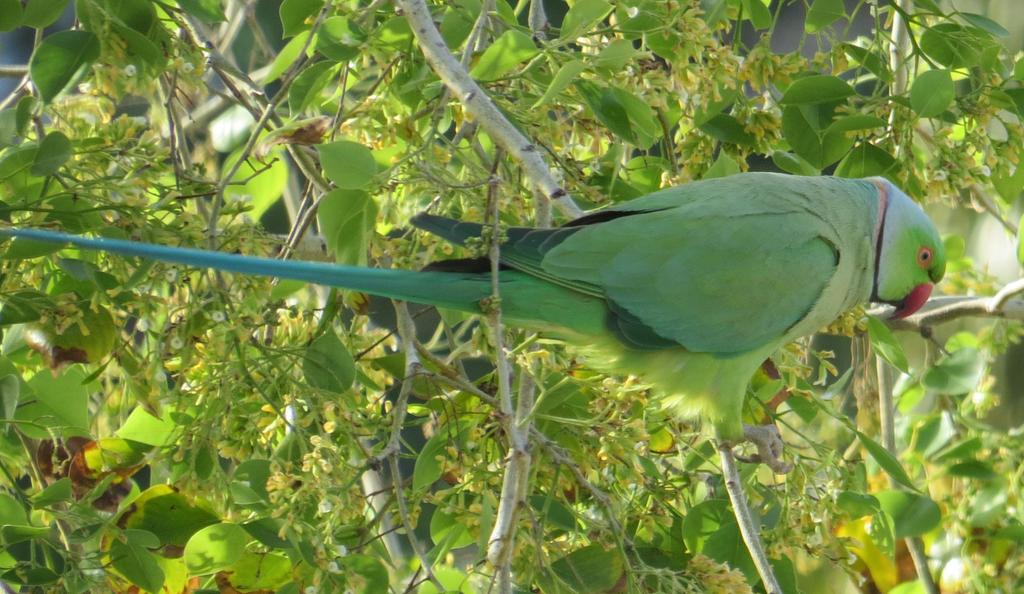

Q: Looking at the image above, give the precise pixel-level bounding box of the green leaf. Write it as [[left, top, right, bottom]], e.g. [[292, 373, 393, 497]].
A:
[[959, 12, 1009, 37], [0, 290, 53, 324], [609, 87, 659, 147], [317, 188, 377, 266], [0, 523, 50, 545], [548, 545, 624, 593], [17, 366, 90, 438], [178, 0, 225, 23], [1018, 213, 1024, 265], [826, 114, 887, 134], [919, 23, 987, 68], [595, 39, 640, 71], [699, 114, 755, 146], [316, 17, 366, 61], [559, 0, 613, 40], [834, 143, 896, 178], [836, 490, 880, 518], [378, 15, 413, 48], [470, 29, 538, 81], [184, 522, 248, 575], [341, 555, 389, 594], [1, 565, 59, 586], [418, 566, 475, 594], [856, 431, 918, 491], [780, 75, 855, 105], [947, 460, 998, 481], [287, 61, 337, 114], [994, 525, 1024, 542], [440, 1, 477, 48], [529, 495, 577, 532], [29, 31, 101, 104], [532, 60, 586, 109], [430, 507, 474, 549], [317, 139, 378, 190], [0, 493, 27, 526], [0, 373, 19, 420], [910, 69, 954, 118], [302, 331, 355, 393], [124, 528, 161, 549], [782, 105, 823, 166], [621, 156, 669, 193], [820, 128, 854, 166], [740, 0, 771, 29], [208, 104, 254, 153], [805, 0, 845, 32], [21, 0, 69, 28], [842, 43, 892, 82], [578, 81, 631, 144], [866, 315, 909, 374], [116, 408, 177, 446], [771, 150, 819, 175], [109, 540, 165, 593], [771, 556, 800, 594], [703, 152, 740, 179], [223, 148, 288, 220], [413, 431, 448, 491], [32, 477, 72, 508], [0, 0, 23, 31], [280, 0, 323, 37], [222, 552, 292, 591], [263, 32, 313, 84], [913, 0, 943, 12], [119, 485, 220, 547], [30, 131, 71, 177], [875, 490, 941, 538], [703, 515, 756, 580], [922, 347, 983, 395], [232, 459, 271, 504], [0, 109, 18, 148]]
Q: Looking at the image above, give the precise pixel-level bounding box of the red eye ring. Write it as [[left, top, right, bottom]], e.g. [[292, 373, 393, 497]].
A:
[[917, 246, 933, 268]]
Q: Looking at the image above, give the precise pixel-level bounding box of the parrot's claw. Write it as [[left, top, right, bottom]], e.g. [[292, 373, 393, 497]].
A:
[[736, 424, 793, 474]]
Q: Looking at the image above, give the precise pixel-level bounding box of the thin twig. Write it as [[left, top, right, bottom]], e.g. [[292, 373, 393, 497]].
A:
[[357, 302, 440, 589], [879, 281, 1024, 333], [528, 0, 548, 40], [207, 3, 330, 247], [394, 0, 582, 219], [717, 443, 782, 594], [479, 156, 529, 590], [0, 65, 28, 77], [970, 183, 1018, 236], [876, 355, 939, 594], [413, 344, 625, 540], [887, 0, 913, 159]]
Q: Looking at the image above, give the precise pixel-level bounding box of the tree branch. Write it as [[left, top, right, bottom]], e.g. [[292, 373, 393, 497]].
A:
[[384, 301, 447, 592], [477, 158, 531, 593], [394, 0, 582, 219], [876, 356, 940, 594], [878, 284, 1024, 333], [717, 443, 782, 594]]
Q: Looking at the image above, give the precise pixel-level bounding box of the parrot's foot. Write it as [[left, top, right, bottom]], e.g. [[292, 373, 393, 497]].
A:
[[734, 424, 793, 474]]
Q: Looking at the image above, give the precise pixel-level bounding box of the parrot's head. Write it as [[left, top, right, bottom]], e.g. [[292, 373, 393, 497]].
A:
[[871, 179, 946, 319]]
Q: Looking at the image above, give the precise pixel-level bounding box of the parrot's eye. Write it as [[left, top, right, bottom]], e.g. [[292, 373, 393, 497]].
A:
[[917, 247, 933, 268]]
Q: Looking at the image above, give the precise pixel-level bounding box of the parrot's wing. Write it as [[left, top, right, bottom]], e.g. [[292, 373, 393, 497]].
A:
[[541, 207, 840, 354]]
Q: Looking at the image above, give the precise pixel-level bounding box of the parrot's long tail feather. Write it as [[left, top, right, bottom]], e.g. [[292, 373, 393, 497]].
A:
[[0, 228, 491, 312]]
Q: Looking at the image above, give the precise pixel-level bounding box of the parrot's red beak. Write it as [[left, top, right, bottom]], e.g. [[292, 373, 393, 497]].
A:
[[890, 283, 932, 319]]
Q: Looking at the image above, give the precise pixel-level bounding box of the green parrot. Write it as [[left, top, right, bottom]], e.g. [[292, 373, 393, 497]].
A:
[[0, 173, 945, 448]]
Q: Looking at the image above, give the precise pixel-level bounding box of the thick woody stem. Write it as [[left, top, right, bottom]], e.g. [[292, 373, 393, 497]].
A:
[[395, 0, 582, 219], [717, 443, 782, 594]]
